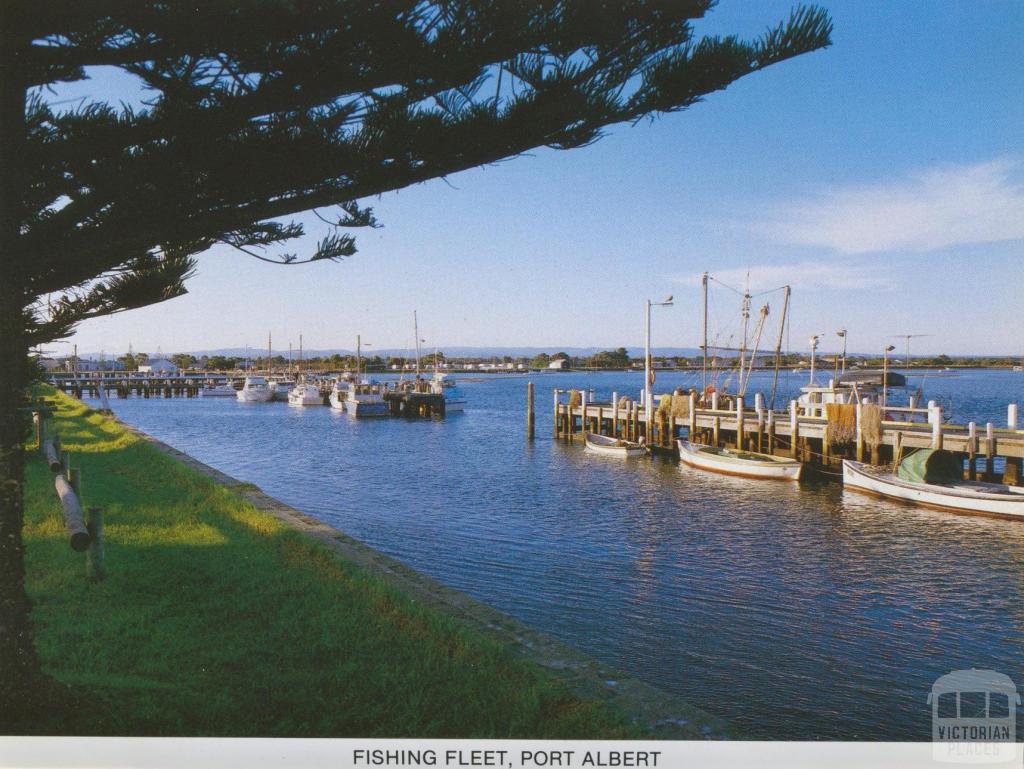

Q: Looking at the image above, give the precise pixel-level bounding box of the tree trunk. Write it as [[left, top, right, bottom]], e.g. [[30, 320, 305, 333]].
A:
[[0, 1, 44, 726]]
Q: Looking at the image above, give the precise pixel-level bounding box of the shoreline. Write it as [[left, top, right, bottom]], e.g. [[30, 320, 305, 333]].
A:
[[120, 417, 733, 740]]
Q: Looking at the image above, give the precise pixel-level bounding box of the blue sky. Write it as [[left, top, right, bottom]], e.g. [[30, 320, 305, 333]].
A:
[[54, 1, 1023, 358]]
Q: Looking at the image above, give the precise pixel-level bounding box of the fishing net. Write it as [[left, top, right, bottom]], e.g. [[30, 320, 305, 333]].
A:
[[825, 403, 857, 448], [860, 404, 883, 449], [617, 396, 631, 409], [568, 390, 582, 408], [655, 393, 691, 419]]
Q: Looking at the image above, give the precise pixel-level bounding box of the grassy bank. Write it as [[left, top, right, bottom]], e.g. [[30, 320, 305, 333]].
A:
[[16, 389, 640, 737]]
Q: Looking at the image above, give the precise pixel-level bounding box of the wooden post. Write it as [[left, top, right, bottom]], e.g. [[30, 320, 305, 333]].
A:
[[86, 507, 106, 581], [612, 394, 619, 438], [1005, 406, 1021, 485], [855, 401, 864, 462], [580, 390, 587, 437], [767, 410, 776, 454], [967, 422, 977, 480], [631, 400, 639, 441], [735, 396, 745, 450], [756, 410, 764, 454], [553, 390, 560, 438], [526, 382, 535, 440], [985, 422, 995, 480], [597, 406, 604, 436], [930, 405, 943, 450], [688, 392, 697, 439], [789, 400, 799, 459]]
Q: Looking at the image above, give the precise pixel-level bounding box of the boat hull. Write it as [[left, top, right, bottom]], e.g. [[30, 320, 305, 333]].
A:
[[842, 460, 1024, 518], [676, 440, 803, 481], [236, 389, 272, 402], [346, 399, 389, 417], [288, 393, 323, 406], [201, 386, 237, 397], [584, 433, 646, 457]]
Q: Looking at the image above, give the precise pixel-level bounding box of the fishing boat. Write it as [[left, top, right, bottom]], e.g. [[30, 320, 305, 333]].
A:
[[677, 440, 803, 481], [268, 377, 293, 401], [584, 432, 647, 458], [201, 383, 237, 397], [328, 380, 347, 410], [842, 452, 1024, 518], [287, 381, 322, 406], [344, 382, 390, 417], [441, 387, 467, 413], [236, 376, 273, 402]]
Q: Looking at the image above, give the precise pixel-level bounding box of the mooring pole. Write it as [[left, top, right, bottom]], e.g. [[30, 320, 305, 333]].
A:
[[526, 381, 535, 440]]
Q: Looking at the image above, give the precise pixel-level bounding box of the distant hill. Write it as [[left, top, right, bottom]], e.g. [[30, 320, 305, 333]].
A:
[[75, 346, 708, 359]]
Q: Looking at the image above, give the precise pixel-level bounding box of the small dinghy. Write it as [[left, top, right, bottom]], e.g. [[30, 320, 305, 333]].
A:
[[676, 440, 803, 481], [584, 432, 647, 458], [843, 450, 1024, 518]]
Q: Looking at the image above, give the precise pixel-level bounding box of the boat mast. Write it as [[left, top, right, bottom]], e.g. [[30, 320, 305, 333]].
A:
[[414, 310, 421, 379], [702, 272, 709, 394], [740, 304, 769, 397], [356, 335, 361, 381], [737, 276, 750, 394], [299, 333, 303, 373], [769, 285, 790, 409], [267, 332, 272, 375]]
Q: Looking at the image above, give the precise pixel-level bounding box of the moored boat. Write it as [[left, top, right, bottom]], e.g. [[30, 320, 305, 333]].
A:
[[842, 452, 1024, 518], [236, 376, 273, 402], [288, 382, 322, 406], [201, 383, 237, 397], [584, 432, 647, 457], [344, 382, 390, 417], [677, 440, 803, 481]]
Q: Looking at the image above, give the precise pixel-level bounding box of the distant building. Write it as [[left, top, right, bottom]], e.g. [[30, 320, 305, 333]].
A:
[[548, 359, 568, 370], [138, 358, 178, 374]]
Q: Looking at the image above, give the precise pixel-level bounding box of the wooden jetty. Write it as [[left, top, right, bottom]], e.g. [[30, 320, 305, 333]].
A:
[[49, 372, 451, 419], [548, 388, 1024, 485]]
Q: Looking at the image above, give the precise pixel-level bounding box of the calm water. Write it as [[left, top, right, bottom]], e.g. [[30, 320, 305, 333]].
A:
[[88, 369, 1024, 740]]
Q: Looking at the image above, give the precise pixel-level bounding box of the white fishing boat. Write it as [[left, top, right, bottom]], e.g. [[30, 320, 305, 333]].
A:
[[236, 376, 273, 402], [328, 380, 346, 410], [584, 432, 647, 458], [268, 377, 294, 401], [677, 440, 803, 481], [842, 453, 1024, 518], [288, 381, 322, 406], [201, 383, 237, 397]]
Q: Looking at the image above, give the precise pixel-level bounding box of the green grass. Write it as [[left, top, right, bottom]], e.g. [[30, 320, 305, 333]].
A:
[[19, 389, 642, 737]]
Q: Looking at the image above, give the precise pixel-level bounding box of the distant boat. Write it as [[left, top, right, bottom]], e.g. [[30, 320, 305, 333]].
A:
[[430, 374, 465, 412], [236, 376, 273, 403], [584, 432, 647, 458], [201, 383, 237, 397], [843, 453, 1024, 518], [677, 440, 803, 481], [288, 381, 322, 406]]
